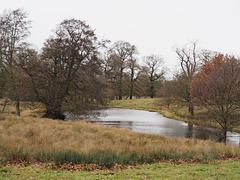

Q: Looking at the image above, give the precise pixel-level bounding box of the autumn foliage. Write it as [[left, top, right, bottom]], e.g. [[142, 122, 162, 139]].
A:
[[191, 54, 240, 143]]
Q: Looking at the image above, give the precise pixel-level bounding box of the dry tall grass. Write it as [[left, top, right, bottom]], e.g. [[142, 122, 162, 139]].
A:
[[0, 114, 239, 163]]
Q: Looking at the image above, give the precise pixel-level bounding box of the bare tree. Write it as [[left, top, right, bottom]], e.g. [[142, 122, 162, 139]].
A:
[[109, 41, 137, 100], [101, 52, 122, 99], [191, 54, 240, 144], [159, 80, 176, 109], [126, 57, 142, 99], [176, 42, 198, 80], [0, 64, 7, 113], [172, 42, 200, 115], [0, 9, 31, 116], [133, 66, 149, 98], [143, 54, 164, 98]]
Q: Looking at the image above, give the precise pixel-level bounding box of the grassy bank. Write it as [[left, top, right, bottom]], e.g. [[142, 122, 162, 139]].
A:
[[107, 98, 209, 123], [0, 114, 240, 168], [1, 160, 240, 179], [1, 105, 240, 179], [108, 98, 240, 132]]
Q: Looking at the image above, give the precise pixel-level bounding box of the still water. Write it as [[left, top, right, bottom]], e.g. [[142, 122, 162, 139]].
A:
[[90, 108, 240, 146]]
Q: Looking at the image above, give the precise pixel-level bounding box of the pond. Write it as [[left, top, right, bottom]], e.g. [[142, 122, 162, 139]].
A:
[[89, 108, 240, 146]]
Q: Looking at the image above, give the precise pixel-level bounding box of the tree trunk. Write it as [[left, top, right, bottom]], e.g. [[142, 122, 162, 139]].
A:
[[16, 100, 20, 116], [129, 65, 134, 100], [42, 110, 65, 120], [150, 81, 154, 98], [130, 81, 133, 100], [119, 89, 122, 100], [118, 67, 123, 100], [9, 55, 21, 116], [188, 102, 194, 116], [42, 103, 65, 120], [0, 97, 8, 113], [222, 129, 227, 145]]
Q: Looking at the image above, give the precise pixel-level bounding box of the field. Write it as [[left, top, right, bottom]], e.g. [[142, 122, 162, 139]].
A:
[[0, 99, 240, 179], [1, 160, 240, 179]]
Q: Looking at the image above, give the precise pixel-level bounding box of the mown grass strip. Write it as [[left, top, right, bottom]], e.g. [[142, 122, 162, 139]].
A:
[[1, 160, 240, 179]]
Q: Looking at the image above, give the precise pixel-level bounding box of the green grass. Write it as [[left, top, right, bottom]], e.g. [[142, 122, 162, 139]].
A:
[[1, 160, 239, 179], [1, 148, 228, 169], [108, 98, 158, 112]]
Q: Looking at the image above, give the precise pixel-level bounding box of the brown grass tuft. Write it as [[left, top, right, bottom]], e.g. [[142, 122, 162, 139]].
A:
[[0, 114, 239, 161]]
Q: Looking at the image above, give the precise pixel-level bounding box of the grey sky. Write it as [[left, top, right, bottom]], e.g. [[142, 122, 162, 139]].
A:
[[1, 0, 240, 72]]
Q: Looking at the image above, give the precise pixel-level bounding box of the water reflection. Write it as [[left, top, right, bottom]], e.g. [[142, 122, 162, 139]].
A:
[[185, 124, 224, 142], [90, 108, 240, 146]]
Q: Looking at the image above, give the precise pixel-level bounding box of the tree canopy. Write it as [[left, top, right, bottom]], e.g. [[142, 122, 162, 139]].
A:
[[18, 18, 108, 119], [191, 54, 240, 143]]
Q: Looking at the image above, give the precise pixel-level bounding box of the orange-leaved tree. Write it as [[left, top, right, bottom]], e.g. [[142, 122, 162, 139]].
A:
[[191, 54, 240, 144]]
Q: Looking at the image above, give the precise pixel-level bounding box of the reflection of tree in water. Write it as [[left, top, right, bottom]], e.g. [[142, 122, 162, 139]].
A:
[[186, 123, 194, 138], [98, 121, 133, 130], [65, 108, 107, 122], [186, 124, 224, 142], [121, 121, 133, 130]]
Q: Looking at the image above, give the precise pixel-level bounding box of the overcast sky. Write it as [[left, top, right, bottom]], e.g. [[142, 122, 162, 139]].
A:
[[1, 0, 240, 72]]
